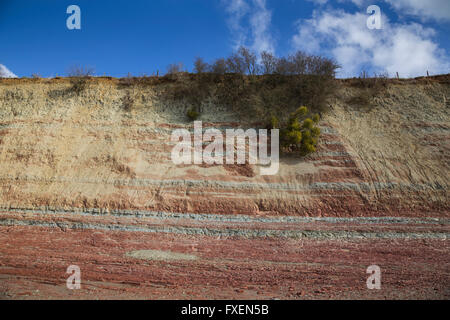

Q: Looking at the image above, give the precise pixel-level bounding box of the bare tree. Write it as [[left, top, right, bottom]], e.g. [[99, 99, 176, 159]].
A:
[[261, 51, 278, 74], [306, 55, 339, 77], [193, 57, 210, 73], [211, 58, 228, 74], [67, 65, 95, 77], [226, 52, 246, 74], [238, 46, 259, 75], [166, 62, 184, 75], [275, 57, 292, 75], [269, 51, 339, 76], [289, 51, 307, 75], [225, 46, 259, 75]]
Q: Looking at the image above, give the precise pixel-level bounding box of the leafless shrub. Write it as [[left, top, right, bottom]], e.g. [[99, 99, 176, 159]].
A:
[[238, 46, 259, 75], [261, 51, 278, 74], [274, 57, 291, 75], [225, 46, 259, 75], [194, 57, 210, 73], [210, 58, 228, 74], [67, 65, 95, 77], [194, 48, 338, 78], [166, 62, 185, 75], [289, 51, 308, 75], [271, 51, 339, 77], [306, 55, 337, 76], [226, 51, 246, 74], [65, 65, 95, 95]]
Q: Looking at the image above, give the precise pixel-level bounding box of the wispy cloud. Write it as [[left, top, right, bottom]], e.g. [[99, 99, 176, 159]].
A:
[[0, 64, 18, 78], [222, 0, 275, 54], [223, 0, 250, 49], [306, 0, 330, 5], [249, 0, 275, 53], [384, 0, 450, 22]]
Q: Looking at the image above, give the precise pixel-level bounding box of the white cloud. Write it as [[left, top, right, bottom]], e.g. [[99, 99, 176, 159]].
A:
[[249, 0, 275, 53], [223, 0, 249, 49], [292, 9, 449, 77], [0, 64, 18, 78], [223, 0, 275, 53], [309, 0, 450, 21], [385, 0, 450, 22]]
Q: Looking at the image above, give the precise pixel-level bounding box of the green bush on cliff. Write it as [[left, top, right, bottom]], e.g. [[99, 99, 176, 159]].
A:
[[272, 106, 321, 156], [269, 114, 280, 129], [187, 108, 200, 121]]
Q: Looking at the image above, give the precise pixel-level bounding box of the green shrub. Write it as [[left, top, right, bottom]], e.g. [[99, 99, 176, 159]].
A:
[[269, 114, 280, 129], [293, 106, 308, 118], [187, 108, 200, 121], [279, 106, 321, 156], [312, 114, 320, 123], [282, 129, 302, 145], [302, 118, 314, 130]]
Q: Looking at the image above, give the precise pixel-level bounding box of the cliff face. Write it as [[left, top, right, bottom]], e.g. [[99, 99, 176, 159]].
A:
[[1, 76, 449, 300], [0, 76, 448, 217]]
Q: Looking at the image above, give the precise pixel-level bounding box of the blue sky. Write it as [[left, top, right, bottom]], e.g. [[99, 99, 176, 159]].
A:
[[1, 0, 449, 78]]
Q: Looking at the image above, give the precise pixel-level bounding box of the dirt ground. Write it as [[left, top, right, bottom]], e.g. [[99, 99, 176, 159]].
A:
[[0, 209, 448, 299]]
